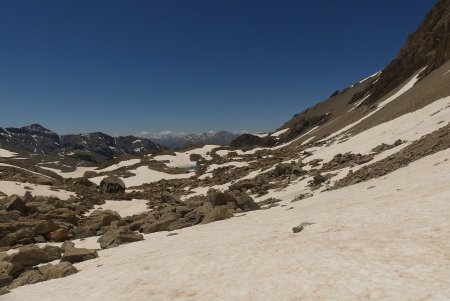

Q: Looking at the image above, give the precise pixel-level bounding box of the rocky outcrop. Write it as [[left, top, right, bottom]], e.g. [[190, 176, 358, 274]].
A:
[[354, 0, 450, 105], [230, 134, 277, 148]]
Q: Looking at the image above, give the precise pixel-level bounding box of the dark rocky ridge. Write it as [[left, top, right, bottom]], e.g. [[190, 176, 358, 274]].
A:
[[229, 134, 278, 148], [356, 0, 450, 105], [0, 124, 163, 161]]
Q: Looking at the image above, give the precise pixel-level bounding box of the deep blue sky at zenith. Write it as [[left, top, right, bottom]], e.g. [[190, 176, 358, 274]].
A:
[[0, 0, 437, 136]]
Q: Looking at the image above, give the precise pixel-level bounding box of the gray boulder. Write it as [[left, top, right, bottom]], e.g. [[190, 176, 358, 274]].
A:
[[99, 176, 126, 193], [97, 226, 143, 249]]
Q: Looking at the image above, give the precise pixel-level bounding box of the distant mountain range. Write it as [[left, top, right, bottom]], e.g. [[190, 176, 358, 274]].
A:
[[0, 124, 162, 162], [142, 131, 243, 149]]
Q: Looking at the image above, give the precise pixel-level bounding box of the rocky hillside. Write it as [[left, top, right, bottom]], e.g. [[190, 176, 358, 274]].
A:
[[0, 124, 162, 161], [358, 0, 450, 105], [231, 0, 450, 148]]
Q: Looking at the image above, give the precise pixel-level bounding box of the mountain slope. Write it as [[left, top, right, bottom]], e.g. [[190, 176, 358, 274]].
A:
[[358, 0, 450, 105]]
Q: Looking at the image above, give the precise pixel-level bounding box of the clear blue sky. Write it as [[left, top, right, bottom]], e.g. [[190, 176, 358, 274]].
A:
[[0, 0, 437, 136]]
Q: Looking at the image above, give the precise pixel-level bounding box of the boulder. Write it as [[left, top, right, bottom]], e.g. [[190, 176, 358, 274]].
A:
[[0, 287, 10, 295], [161, 192, 182, 204], [167, 219, 193, 231], [311, 174, 326, 186], [61, 246, 98, 264], [99, 176, 126, 193], [185, 203, 233, 225], [292, 222, 315, 233], [5, 196, 27, 215], [230, 180, 257, 191], [38, 262, 78, 280], [44, 208, 78, 224], [49, 228, 70, 242], [34, 220, 59, 235], [81, 209, 121, 233], [0, 253, 10, 262], [32, 175, 55, 186], [175, 206, 191, 217], [0, 261, 23, 278], [97, 226, 143, 249], [200, 203, 233, 224], [10, 245, 62, 267], [236, 195, 260, 212], [139, 213, 178, 234], [8, 270, 44, 289], [23, 191, 34, 202], [207, 191, 237, 207], [0, 275, 13, 288]]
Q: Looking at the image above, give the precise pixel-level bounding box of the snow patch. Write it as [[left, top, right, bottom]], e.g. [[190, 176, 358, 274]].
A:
[[0, 181, 76, 200], [0, 148, 17, 158], [85, 199, 149, 217]]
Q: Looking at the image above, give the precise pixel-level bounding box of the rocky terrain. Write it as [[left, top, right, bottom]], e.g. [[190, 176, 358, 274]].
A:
[[1, 0, 450, 300]]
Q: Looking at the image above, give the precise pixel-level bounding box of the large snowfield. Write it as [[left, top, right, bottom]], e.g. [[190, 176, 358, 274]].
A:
[[7, 147, 450, 301]]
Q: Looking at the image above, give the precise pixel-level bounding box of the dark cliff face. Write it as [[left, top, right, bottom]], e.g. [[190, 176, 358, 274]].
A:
[[229, 134, 278, 148], [0, 124, 162, 160], [358, 0, 450, 105]]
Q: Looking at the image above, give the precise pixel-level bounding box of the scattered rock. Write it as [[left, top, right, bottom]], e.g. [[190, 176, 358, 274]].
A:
[[292, 222, 315, 233]]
